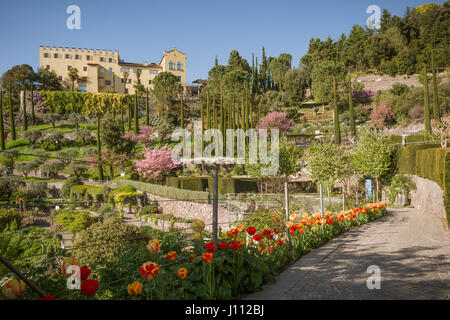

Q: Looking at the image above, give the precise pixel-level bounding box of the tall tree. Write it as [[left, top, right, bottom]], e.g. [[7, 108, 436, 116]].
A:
[[146, 88, 150, 126], [8, 88, 16, 141], [348, 74, 356, 136], [97, 116, 104, 181], [333, 76, 341, 145], [134, 92, 139, 134], [431, 53, 440, 123], [420, 68, 431, 137], [0, 91, 5, 150], [22, 87, 27, 132], [122, 71, 129, 94], [68, 67, 80, 91]]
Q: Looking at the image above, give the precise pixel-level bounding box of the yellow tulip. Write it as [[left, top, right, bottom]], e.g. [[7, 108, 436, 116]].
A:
[[127, 281, 143, 295], [1, 279, 26, 300]]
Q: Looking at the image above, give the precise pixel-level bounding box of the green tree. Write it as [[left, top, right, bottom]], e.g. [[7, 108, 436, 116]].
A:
[[283, 68, 307, 106], [0, 90, 5, 150], [68, 67, 80, 91], [37, 67, 62, 91], [420, 67, 432, 136], [351, 128, 394, 202], [150, 72, 180, 109]]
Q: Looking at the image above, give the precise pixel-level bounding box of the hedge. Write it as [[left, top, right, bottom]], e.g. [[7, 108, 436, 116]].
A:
[[70, 185, 103, 202], [164, 177, 259, 195], [397, 146, 450, 228], [116, 180, 210, 203]]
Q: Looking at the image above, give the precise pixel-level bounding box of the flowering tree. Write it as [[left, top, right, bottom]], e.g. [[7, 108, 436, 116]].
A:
[[135, 145, 180, 182], [432, 114, 450, 148], [124, 126, 153, 146], [369, 103, 395, 129], [257, 111, 294, 133]]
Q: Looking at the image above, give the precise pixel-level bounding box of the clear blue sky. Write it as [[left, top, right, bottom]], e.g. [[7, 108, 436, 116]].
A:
[[0, 0, 440, 83]]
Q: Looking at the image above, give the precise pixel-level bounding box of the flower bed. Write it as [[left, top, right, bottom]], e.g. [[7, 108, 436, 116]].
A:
[[5, 203, 387, 300]]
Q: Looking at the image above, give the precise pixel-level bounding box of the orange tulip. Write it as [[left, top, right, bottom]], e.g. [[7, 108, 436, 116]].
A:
[[177, 268, 188, 280], [1, 279, 26, 300], [188, 253, 198, 261], [201, 252, 213, 263], [167, 251, 177, 261], [127, 281, 143, 295], [139, 262, 160, 280], [146, 239, 161, 254]]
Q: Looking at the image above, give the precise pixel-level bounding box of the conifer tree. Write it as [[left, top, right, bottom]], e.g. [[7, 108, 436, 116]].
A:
[[22, 87, 27, 132], [9, 88, 16, 141], [0, 91, 5, 150], [348, 74, 356, 136], [146, 88, 150, 126], [431, 53, 440, 123], [421, 67, 431, 137], [333, 76, 341, 145], [206, 91, 211, 130], [30, 86, 35, 125], [134, 92, 139, 134], [97, 116, 104, 181]]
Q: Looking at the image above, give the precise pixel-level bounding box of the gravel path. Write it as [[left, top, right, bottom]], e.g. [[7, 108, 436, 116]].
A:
[[244, 208, 450, 300]]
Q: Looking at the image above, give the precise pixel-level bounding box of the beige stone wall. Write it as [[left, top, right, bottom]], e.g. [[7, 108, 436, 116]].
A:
[[39, 46, 186, 94], [409, 175, 447, 227], [144, 192, 239, 231]]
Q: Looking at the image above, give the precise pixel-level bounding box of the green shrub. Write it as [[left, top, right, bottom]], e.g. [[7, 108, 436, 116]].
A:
[[72, 217, 146, 272], [55, 210, 96, 234], [116, 180, 210, 203], [41, 140, 59, 151], [139, 204, 159, 215], [70, 185, 103, 202], [113, 184, 137, 194], [61, 177, 83, 198], [5, 139, 30, 149], [0, 208, 21, 231]]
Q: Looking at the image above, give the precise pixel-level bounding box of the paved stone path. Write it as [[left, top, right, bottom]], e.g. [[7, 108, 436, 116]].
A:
[[245, 208, 450, 300]]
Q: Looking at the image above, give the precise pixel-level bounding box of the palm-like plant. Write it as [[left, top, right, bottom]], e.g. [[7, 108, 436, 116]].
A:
[[68, 67, 80, 91]]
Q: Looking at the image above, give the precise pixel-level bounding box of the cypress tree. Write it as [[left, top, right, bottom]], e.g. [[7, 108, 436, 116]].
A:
[[215, 56, 218, 66], [200, 98, 204, 156], [206, 91, 210, 130], [22, 87, 28, 132], [180, 87, 184, 129], [30, 86, 35, 125], [146, 88, 150, 126], [348, 75, 356, 136], [0, 91, 5, 150], [134, 92, 139, 134], [121, 103, 125, 135], [97, 116, 104, 181], [9, 88, 16, 141], [422, 68, 431, 137], [213, 97, 218, 129], [333, 76, 341, 145], [127, 96, 132, 132], [431, 54, 440, 123], [241, 96, 245, 129]]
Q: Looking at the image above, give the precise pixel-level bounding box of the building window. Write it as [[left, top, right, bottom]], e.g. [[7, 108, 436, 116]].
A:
[[125, 89, 129, 94], [100, 57, 104, 62], [44, 53, 49, 58], [83, 67, 87, 71], [169, 62, 174, 70], [109, 68, 113, 73], [59, 76, 62, 80], [177, 62, 182, 70], [177, 76, 181, 82], [105, 80, 111, 86], [78, 85, 87, 92], [65, 54, 70, 59], [128, 79, 131, 83], [54, 54, 59, 58], [148, 80, 152, 84], [67, 66, 72, 71], [46, 65, 50, 70], [100, 68, 104, 73], [86, 55, 91, 61], [109, 58, 113, 63], [133, 68, 137, 73], [75, 55, 80, 60]]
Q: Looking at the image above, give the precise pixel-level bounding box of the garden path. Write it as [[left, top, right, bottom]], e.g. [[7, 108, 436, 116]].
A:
[[244, 208, 450, 300]]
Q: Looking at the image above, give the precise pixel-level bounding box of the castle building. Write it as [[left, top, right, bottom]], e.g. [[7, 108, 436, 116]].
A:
[[39, 46, 186, 94]]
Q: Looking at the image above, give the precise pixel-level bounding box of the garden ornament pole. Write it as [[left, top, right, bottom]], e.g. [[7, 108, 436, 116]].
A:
[[319, 183, 324, 217], [212, 164, 219, 246], [284, 182, 290, 241], [0, 254, 46, 298]]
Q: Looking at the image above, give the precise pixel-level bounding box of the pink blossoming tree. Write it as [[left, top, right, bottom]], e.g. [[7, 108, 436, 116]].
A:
[[369, 103, 395, 129], [123, 126, 154, 146], [257, 111, 294, 133], [135, 145, 180, 182]]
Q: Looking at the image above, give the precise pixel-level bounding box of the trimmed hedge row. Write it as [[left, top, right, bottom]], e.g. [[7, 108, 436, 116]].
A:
[[396, 143, 440, 174], [70, 185, 103, 202], [116, 180, 210, 203], [165, 177, 259, 195], [397, 145, 450, 227]]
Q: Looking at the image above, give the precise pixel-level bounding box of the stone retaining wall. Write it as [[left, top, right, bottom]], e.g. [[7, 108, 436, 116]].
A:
[[143, 192, 240, 231], [409, 175, 447, 228]]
